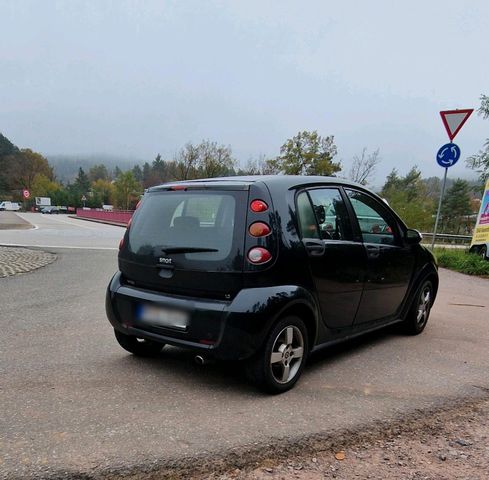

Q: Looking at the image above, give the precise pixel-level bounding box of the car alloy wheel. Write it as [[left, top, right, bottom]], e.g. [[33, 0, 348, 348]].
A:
[[245, 315, 309, 393], [402, 279, 433, 335], [270, 325, 305, 384], [416, 284, 432, 329]]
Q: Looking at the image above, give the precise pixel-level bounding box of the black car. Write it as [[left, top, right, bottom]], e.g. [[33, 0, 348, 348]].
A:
[[40, 206, 59, 214], [106, 176, 438, 393]]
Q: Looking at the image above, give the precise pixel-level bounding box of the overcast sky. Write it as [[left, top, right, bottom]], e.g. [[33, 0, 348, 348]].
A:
[[1, 0, 488, 184]]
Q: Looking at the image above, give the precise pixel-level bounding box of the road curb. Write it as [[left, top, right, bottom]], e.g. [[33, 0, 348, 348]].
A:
[[68, 215, 127, 227]]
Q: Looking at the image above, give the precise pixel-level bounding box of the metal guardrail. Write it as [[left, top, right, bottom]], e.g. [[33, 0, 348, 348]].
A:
[[420, 232, 472, 245]]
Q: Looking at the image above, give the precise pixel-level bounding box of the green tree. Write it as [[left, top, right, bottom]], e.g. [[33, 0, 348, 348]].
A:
[[5, 148, 53, 193], [92, 178, 115, 205], [0, 133, 20, 195], [467, 94, 489, 185], [142, 162, 156, 188], [198, 140, 235, 178], [441, 179, 473, 233], [380, 167, 435, 231], [266, 130, 340, 176], [31, 174, 62, 198], [88, 164, 109, 182], [113, 171, 141, 210], [132, 165, 143, 184], [175, 143, 200, 180], [74, 167, 90, 193], [152, 154, 167, 182]]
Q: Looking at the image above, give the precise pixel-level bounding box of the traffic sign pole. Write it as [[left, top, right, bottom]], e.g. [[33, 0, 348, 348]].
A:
[[431, 167, 448, 250]]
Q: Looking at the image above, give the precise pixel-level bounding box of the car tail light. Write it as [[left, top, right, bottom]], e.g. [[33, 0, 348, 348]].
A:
[[250, 199, 268, 212], [247, 247, 272, 264], [169, 185, 187, 191], [249, 222, 271, 237]]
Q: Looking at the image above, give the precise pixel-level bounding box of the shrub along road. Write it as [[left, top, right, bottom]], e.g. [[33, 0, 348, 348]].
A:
[[0, 246, 488, 479]]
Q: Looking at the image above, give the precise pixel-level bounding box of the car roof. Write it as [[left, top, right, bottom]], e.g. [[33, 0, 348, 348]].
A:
[[148, 175, 364, 191]]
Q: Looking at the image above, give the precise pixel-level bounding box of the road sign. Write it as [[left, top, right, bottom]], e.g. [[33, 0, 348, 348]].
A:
[[440, 109, 473, 141], [436, 142, 461, 168], [81, 195, 87, 201], [22, 189, 30, 199]]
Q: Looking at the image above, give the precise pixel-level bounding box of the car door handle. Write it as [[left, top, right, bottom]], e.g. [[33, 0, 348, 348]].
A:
[[366, 245, 380, 259], [304, 240, 325, 257]]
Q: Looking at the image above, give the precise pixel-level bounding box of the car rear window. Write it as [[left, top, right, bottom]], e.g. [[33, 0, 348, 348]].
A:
[[128, 190, 247, 269]]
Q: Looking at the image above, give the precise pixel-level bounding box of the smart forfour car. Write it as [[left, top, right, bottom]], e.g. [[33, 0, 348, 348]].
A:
[[106, 176, 438, 393]]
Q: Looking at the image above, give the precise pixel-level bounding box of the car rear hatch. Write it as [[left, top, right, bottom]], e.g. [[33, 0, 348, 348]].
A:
[[119, 182, 249, 300]]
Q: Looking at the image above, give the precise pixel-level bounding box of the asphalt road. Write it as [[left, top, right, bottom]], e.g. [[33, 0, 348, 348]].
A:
[[0, 212, 123, 249], [0, 218, 488, 479]]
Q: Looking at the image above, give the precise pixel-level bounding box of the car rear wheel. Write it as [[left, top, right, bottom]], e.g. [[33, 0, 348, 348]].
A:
[[402, 280, 433, 335], [114, 329, 164, 357], [245, 316, 309, 394]]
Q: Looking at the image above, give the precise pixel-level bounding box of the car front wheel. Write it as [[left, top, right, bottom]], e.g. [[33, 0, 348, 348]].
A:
[[245, 316, 309, 394], [114, 329, 164, 357]]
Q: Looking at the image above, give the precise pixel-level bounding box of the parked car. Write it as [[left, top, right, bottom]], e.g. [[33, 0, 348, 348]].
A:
[[106, 176, 439, 393], [40, 206, 59, 214]]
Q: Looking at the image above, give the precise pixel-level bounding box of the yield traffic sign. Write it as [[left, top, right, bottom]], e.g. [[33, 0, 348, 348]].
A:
[[440, 109, 473, 141]]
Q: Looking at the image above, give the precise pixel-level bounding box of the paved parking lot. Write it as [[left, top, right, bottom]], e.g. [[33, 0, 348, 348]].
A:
[[1, 215, 488, 479], [0, 244, 488, 479]]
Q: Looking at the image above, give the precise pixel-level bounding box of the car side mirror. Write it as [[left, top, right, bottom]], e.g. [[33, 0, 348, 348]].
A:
[[405, 229, 422, 245]]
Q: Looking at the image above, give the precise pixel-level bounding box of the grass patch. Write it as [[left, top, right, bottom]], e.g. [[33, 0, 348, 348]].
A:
[[433, 248, 489, 276]]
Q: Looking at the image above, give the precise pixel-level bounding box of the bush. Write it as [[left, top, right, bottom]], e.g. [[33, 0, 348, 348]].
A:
[[434, 248, 489, 276]]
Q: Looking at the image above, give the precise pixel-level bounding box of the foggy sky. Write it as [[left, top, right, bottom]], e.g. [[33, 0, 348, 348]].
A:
[[1, 0, 488, 184]]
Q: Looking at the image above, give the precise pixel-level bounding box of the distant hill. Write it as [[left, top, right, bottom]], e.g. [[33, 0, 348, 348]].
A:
[[47, 154, 145, 184], [0, 132, 19, 156]]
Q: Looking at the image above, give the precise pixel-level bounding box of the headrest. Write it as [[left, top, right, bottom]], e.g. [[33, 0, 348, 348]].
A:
[[173, 216, 200, 229]]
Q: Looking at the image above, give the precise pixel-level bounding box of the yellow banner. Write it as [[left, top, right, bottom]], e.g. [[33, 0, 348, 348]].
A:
[[470, 178, 489, 247]]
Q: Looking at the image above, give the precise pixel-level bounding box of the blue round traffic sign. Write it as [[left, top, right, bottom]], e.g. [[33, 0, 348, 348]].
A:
[[436, 143, 461, 168]]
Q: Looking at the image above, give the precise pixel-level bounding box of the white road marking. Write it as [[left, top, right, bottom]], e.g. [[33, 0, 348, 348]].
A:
[[40, 215, 104, 230]]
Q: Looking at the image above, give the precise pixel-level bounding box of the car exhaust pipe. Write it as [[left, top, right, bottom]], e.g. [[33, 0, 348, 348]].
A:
[[195, 355, 205, 365]]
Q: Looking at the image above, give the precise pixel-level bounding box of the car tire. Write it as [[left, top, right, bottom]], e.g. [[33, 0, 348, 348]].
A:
[[402, 280, 433, 335], [480, 246, 487, 261], [245, 316, 309, 394], [114, 329, 164, 357]]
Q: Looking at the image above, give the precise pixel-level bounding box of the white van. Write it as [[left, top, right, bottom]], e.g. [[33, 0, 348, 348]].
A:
[[0, 201, 21, 211]]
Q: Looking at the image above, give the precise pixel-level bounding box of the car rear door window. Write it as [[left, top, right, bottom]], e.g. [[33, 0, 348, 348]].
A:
[[296, 191, 320, 239], [346, 190, 400, 245], [307, 188, 352, 240]]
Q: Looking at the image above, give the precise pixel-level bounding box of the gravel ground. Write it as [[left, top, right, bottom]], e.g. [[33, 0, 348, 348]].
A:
[[0, 246, 56, 277], [193, 395, 489, 480]]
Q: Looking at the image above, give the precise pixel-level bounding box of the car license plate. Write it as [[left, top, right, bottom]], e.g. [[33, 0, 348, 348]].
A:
[[137, 304, 189, 331]]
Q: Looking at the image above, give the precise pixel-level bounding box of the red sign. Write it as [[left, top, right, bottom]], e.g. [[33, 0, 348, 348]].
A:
[[22, 189, 30, 199], [440, 109, 474, 141]]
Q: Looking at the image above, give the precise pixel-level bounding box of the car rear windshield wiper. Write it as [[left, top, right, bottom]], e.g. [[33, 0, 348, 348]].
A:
[[161, 247, 219, 254]]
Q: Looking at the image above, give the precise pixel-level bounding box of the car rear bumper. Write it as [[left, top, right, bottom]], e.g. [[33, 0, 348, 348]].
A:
[[106, 271, 318, 361], [106, 272, 262, 360]]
